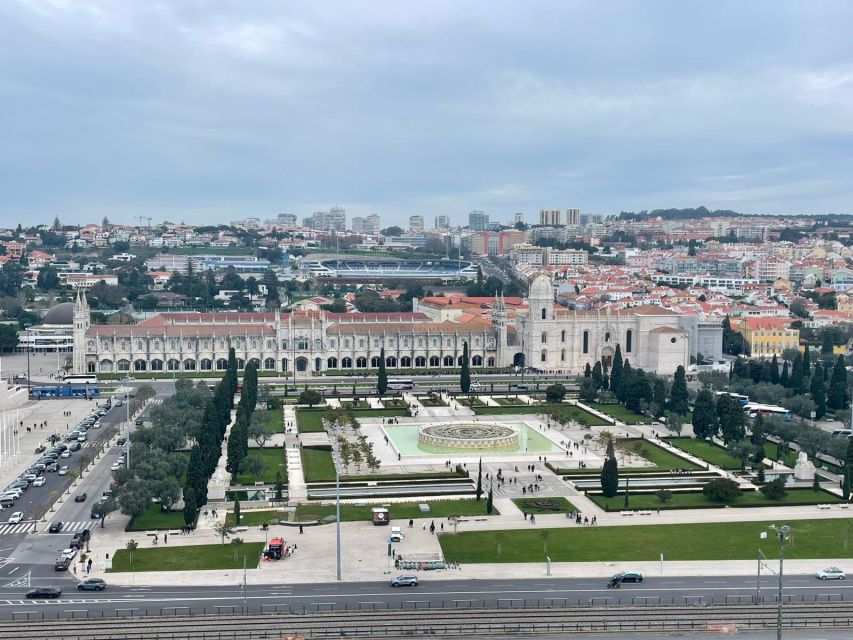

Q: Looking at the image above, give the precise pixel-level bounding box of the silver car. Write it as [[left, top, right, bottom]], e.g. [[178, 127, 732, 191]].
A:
[[390, 575, 418, 587]]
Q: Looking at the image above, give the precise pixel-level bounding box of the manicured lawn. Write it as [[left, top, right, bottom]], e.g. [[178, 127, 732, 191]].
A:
[[494, 396, 524, 405], [620, 439, 700, 471], [252, 409, 282, 433], [127, 504, 186, 531], [589, 403, 652, 424], [295, 498, 496, 523], [350, 408, 409, 418], [233, 447, 287, 485], [665, 437, 740, 469], [474, 405, 543, 415], [301, 446, 337, 482], [381, 398, 408, 409], [109, 543, 265, 572], [296, 409, 326, 432], [417, 396, 448, 407], [589, 488, 845, 512], [226, 509, 287, 527], [512, 497, 579, 514], [439, 519, 853, 563]]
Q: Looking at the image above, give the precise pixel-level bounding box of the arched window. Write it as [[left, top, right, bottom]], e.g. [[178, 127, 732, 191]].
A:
[[216, 358, 228, 370], [401, 356, 412, 368], [541, 308, 547, 320], [342, 357, 353, 369], [183, 359, 196, 370], [561, 330, 566, 342], [415, 356, 426, 367], [605, 331, 610, 342], [386, 356, 397, 368], [133, 359, 147, 371], [443, 355, 454, 367], [314, 357, 322, 371], [87, 362, 96, 373], [167, 359, 180, 371], [201, 359, 213, 371], [582, 331, 589, 354], [327, 357, 338, 369], [472, 355, 483, 366], [370, 356, 380, 368], [281, 358, 289, 371], [99, 359, 114, 372], [626, 330, 633, 353], [561, 349, 566, 361], [236, 359, 245, 370], [487, 357, 495, 367], [541, 332, 547, 344], [356, 357, 367, 368], [263, 358, 275, 370], [541, 350, 547, 363], [151, 359, 164, 371]]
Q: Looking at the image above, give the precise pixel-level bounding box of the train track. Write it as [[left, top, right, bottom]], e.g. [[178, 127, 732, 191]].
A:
[[3, 602, 853, 639]]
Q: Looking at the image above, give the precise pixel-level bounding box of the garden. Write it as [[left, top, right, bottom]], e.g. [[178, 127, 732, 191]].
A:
[[110, 542, 265, 572], [512, 496, 579, 514], [589, 487, 845, 512]]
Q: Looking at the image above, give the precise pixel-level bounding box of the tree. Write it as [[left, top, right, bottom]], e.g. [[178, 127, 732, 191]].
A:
[[780, 361, 790, 387], [600, 438, 619, 498], [610, 345, 623, 397], [579, 378, 597, 402], [668, 366, 689, 415], [770, 354, 780, 385], [652, 380, 667, 418], [0, 325, 19, 352], [36, 265, 60, 290], [822, 331, 835, 355], [157, 478, 181, 512], [99, 497, 118, 529], [214, 522, 235, 545], [545, 383, 567, 403], [717, 393, 745, 444], [828, 355, 848, 411], [702, 478, 741, 502], [750, 413, 766, 462], [616, 360, 632, 404], [183, 487, 198, 526], [665, 413, 684, 436], [844, 437, 853, 500], [249, 419, 273, 449], [655, 489, 672, 503], [692, 390, 718, 440], [760, 477, 788, 500], [274, 471, 284, 501], [811, 362, 827, 419], [476, 458, 483, 501], [118, 479, 151, 519], [584, 363, 592, 378], [592, 361, 604, 390], [486, 484, 494, 514], [298, 390, 322, 407], [377, 347, 388, 396], [460, 341, 471, 393], [233, 499, 241, 526], [790, 353, 805, 395], [381, 226, 404, 237]]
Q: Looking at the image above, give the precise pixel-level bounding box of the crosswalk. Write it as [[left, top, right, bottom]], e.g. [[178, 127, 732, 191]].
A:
[[0, 521, 93, 536]]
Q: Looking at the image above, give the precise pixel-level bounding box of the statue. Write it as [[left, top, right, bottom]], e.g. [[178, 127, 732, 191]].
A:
[[793, 451, 815, 481]]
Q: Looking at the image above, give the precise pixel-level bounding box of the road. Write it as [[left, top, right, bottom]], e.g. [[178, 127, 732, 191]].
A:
[[0, 574, 850, 620]]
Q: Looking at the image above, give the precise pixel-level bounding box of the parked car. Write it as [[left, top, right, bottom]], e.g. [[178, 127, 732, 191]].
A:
[[110, 462, 122, 471], [69, 442, 82, 452], [135, 418, 144, 426], [612, 570, 643, 583], [390, 575, 418, 587], [32, 477, 46, 487], [75, 493, 87, 503], [77, 578, 107, 591], [60, 450, 71, 458], [817, 567, 846, 580], [70, 529, 91, 549], [54, 557, 70, 571], [47, 463, 59, 473], [8, 512, 24, 524], [48, 522, 63, 533], [116, 437, 127, 446], [60, 548, 77, 561], [58, 466, 69, 476], [26, 587, 62, 598]]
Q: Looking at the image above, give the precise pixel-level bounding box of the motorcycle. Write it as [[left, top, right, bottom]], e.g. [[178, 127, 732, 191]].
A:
[[606, 578, 621, 589]]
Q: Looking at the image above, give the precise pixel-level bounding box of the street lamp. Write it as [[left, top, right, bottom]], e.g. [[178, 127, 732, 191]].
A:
[[767, 524, 792, 640], [329, 420, 342, 581]]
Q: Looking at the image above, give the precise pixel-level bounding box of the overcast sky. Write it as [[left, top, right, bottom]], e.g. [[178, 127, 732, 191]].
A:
[[1, 1, 852, 227]]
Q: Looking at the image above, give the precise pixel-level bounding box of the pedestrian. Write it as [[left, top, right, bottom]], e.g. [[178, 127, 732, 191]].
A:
[[299, 525, 304, 534], [164, 533, 168, 544]]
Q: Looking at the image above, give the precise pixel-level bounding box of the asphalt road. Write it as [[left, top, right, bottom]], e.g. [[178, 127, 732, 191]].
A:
[[0, 575, 851, 620]]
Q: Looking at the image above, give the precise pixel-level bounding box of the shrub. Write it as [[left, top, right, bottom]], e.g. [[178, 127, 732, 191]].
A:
[[760, 477, 788, 500], [655, 489, 673, 503], [702, 478, 741, 502]]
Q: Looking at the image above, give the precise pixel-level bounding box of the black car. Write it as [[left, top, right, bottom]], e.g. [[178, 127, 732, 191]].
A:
[[77, 578, 106, 591], [27, 587, 62, 598], [75, 493, 87, 503], [48, 521, 63, 533], [612, 570, 643, 583], [116, 436, 127, 446]]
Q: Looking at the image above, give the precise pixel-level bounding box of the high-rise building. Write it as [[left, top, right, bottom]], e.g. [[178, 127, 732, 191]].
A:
[[434, 215, 450, 230], [365, 213, 381, 234], [277, 213, 297, 228], [305, 207, 347, 232], [539, 209, 562, 226], [513, 212, 524, 225], [468, 210, 489, 231], [566, 208, 581, 226], [351, 216, 367, 234], [409, 215, 425, 233]]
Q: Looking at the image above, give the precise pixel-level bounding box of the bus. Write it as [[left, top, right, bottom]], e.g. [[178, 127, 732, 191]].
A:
[[387, 378, 414, 391], [744, 402, 790, 420], [62, 374, 97, 385], [715, 391, 749, 406], [31, 385, 99, 398]]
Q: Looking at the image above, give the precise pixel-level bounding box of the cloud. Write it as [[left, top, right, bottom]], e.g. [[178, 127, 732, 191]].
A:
[[0, 0, 851, 225]]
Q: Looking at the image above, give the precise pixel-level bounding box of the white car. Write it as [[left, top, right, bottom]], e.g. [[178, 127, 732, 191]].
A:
[[60, 547, 78, 560], [817, 567, 846, 580], [110, 462, 122, 471], [32, 477, 46, 487], [60, 450, 71, 458], [8, 512, 24, 524], [58, 466, 69, 476]]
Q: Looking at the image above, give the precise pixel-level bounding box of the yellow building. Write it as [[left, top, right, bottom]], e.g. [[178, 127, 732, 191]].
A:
[[738, 317, 800, 358]]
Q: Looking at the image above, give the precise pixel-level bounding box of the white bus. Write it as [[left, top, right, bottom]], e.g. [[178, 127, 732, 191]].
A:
[[62, 374, 98, 385], [744, 402, 790, 420], [387, 378, 414, 390]]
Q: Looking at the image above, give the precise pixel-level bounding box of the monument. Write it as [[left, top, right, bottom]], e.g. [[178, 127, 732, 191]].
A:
[[793, 451, 816, 481]]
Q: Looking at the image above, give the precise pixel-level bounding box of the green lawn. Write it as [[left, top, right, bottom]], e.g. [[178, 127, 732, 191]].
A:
[[417, 396, 448, 407], [665, 437, 740, 469], [439, 519, 853, 563], [512, 497, 579, 514], [589, 402, 652, 424], [126, 504, 186, 531], [589, 488, 845, 512], [620, 439, 700, 470], [295, 499, 496, 523], [252, 409, 282, 433], [301, 446, 337, 482], [109, 543, 265, 572], [296, 409, 326, 432], [350, 408, 409, 418], [226, 509, 287, 527], [233, 447, 287, 485]]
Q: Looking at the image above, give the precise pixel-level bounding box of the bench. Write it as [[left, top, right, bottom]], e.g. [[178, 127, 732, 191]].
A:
[[839, 504, 850, 509], [638, 510, 654, 516], [817, 504, 832, 510], [620, 511, 634, 516]]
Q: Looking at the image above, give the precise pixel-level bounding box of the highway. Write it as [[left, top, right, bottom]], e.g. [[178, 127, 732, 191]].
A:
[[0, 575, 851, 620]]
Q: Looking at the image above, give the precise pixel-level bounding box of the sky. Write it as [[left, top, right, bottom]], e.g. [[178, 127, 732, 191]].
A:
[[1, 1, 852, 227]]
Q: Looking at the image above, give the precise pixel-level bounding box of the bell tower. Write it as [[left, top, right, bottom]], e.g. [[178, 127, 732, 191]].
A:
[[491, 293, 508, 366], [72, 289, 91, 374]]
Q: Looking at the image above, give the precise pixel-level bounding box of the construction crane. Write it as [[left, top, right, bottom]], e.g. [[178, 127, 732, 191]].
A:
[[136, 216, 153, 228]]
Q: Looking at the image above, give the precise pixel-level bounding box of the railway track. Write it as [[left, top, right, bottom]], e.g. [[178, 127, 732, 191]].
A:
[[3, 602, 853, 639]]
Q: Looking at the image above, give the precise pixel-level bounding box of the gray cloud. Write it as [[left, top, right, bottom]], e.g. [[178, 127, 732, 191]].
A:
[[1, 0, 852, 226]]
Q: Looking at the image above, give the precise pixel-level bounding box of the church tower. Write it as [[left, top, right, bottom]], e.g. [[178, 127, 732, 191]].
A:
[[72, 289, 91, 374], [491, 293, 508, 366]]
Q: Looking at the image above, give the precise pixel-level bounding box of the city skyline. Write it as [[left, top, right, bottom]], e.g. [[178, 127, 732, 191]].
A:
[[1, 2, 852, 226]]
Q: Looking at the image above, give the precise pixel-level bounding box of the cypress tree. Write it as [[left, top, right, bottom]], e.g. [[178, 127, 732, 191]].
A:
[[790, 353, 804, 394], [844, 437, 853, 500], [242, 360, 258, 414], [377, 347, 388, 396], [770, 354, 780, 385], [182, 486, 197, 527], [476, 458, 482, 501], [759, 359, 772, 383], [692, 390, 718, 440], [750, 413, 766, 462], [718, 393, 745, 444], [233, 498, 241, 526], [610, 345, 623, 395], [592, 361, 603, 390], [584, 363, 592, 378], [653, 379, 666, 417], [668, 365, 689, 416], [802, 346, 811, 379], [600, 438, 619, 498], [616, 359, 632, 403], [780, 361, 790, 387], [829, 355, 848, 411], [460, 341, 471, 393], [486, 484, 494, 514]]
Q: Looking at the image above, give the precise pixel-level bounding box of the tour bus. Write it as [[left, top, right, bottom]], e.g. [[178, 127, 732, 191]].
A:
[[387, 378, 414, 391], [62, 374, 97, 385], [715, 391, 750, 406], [744, 402, 791, 421]]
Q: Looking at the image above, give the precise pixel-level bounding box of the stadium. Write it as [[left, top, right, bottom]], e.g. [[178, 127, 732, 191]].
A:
[[300, 255, 478, 282]]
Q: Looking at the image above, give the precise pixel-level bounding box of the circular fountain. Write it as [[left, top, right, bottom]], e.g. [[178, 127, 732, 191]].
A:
[[418, 422, 519, 450]]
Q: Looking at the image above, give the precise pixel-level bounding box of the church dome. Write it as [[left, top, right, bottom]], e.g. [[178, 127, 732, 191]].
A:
[[528, 273, 553, 300], [42, 302, 75, 325]]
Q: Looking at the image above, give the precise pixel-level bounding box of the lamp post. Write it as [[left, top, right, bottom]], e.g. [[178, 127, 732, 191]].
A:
[[330, 420, 342, 581], [768, 524, 791, 640]]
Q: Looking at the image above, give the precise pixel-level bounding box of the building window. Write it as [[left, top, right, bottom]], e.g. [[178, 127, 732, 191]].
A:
[[626, 330, 633, 353], [582, 331, 589, 354], [561, 349, 566, 361], [216, 358, 228, 370], [342, 357, 353, 368], [541, 308, 546, 320], [151, 359, 164, 371], [201, 359, 213, 370], [430, 356, 440, 367], [167, 359, 179, 371], [541, 332, 547, 344], [472, 355, 483, 366], [541, 350, 547, 362], [401, 356, 412, 367], [356, 357, 367, 368], [133, 359, 146, 371], [327, 357, 338, 369], [371, 356, 380, 368], [415, 356, 426, 367], [561, 330, 565, 343], [605, 331, 610, 342], [443, 355, 454, 367], [487, 357, 495, 367]]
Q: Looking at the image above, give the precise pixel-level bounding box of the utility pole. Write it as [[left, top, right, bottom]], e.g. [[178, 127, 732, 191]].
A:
[[768, 524, 791, 640]]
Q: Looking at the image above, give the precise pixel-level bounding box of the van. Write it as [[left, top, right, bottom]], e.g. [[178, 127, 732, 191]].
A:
[[832, 429, 853, 438], [0, 497, 16, 508], [390, 526, 404, 542]]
